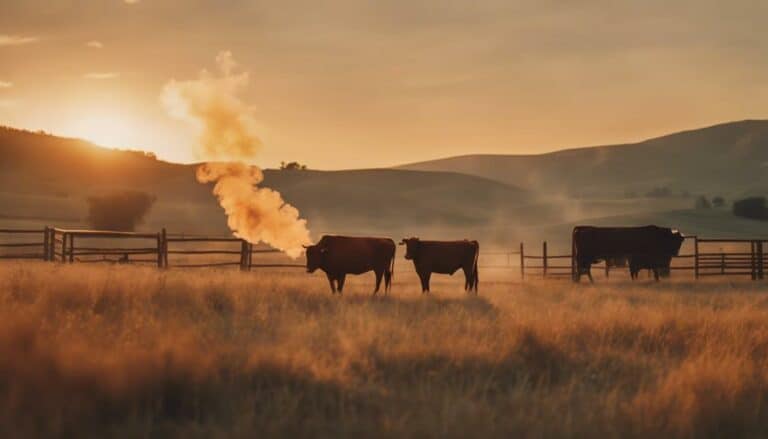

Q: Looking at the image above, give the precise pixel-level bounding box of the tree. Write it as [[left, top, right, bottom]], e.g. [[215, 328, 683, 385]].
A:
[[712, 196, 725, 208], [694, 196, 711, 209], [87, 191, 156, 231], [733, 196, 768, 221], [280, 161, 307, 171]]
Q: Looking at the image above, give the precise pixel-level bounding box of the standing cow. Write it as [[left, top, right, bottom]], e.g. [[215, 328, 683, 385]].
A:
[[572, 225, 684, 282], [305, 235, 395, 295], [399, 238, 479, 294]]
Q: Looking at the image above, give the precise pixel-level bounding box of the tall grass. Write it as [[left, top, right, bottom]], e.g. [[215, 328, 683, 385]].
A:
[[1, 262, 768, 437]]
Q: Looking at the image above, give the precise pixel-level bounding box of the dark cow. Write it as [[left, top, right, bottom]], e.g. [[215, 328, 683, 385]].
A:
[[305, 235, 395, 295], [572, 225, 684, 282], [399, 238, 479, 294]]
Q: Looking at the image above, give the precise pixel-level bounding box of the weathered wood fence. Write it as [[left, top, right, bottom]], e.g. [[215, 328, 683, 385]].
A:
[[0, 227, 766, 280]]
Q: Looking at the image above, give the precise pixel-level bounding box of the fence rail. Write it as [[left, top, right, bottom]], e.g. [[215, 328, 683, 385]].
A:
[[0, 226, 766, 280]]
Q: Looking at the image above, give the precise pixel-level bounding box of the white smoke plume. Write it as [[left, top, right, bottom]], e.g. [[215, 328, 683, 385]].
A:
[[162, 52, 310, 258]]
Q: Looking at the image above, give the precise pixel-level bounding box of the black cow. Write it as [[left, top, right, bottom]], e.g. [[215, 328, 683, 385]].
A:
[[399, 238, 479, 294], [572, 225, 684, 282], [305, 235, 395, 295]]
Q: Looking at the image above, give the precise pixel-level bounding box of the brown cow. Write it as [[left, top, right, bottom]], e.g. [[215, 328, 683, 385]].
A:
[[305, 235, 395, 295], [399, 238, 479, 294]]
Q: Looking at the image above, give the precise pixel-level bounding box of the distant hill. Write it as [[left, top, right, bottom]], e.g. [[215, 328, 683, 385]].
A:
[[398, 120, 768, 198], [0, 126, 534, 238]]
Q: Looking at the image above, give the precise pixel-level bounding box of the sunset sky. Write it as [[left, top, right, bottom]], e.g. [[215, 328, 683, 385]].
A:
[[1, 0, 767, 169]]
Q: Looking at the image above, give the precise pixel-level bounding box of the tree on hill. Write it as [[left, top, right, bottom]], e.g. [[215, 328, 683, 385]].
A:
[[280, 161, 307, 171], [732, 196, 768, 221]]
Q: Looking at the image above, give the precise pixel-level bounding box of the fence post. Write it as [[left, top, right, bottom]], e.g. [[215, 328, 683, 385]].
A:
[[43, 227, 50, 261], [605, 259, 610, 279], [571, 234, 577, 282], [161, 228, 168, 268], [759, 241, 765, 281], [720, 253, 725, 275], [240, 240, 248, 271], [520, 242, 525, 281], [752, 241, 757, 281], [542, 241, 548, 278], [694, 236, 699, 280], [68, 234, 75, 263], [61, 232, 67, 263], [156, 231, 163, 269]]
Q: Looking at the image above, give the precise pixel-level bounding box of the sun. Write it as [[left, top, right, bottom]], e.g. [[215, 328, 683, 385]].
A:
[[68, 112, 141, 150]]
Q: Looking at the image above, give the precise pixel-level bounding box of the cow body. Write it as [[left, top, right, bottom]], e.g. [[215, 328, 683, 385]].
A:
[[572, 225, 683, 282], [400, 238, 479, 294], [305, 235, 395, 294]]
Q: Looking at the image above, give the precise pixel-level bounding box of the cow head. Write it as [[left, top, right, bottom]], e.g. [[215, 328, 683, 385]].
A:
[[669, 229, 685, 255], [399, 237, 420, 260], [303, 243, 327, 273]]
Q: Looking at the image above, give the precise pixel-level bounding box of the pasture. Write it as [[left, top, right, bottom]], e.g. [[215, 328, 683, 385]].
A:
[[2, 262, 768, 437]]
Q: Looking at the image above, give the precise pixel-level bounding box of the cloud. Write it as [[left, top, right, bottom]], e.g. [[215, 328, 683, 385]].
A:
[[0, 81, 12, 88], [0, 35, 38, 47], [86, 41, 104, 49], [84, 72, 120, 80]]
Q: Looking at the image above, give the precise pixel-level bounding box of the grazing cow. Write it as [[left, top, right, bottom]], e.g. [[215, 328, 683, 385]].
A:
[[305, 235, 395, 295], [399, 238, 479, 294], [572, 225, 684, 282]]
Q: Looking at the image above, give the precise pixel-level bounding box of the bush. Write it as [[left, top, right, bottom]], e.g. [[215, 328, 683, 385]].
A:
[[733, 197, 768, 221], [87, 191, 156, 231], [712, 196, 726, 208]]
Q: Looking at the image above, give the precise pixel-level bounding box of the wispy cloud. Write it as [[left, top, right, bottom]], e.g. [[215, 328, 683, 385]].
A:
[[84, 72, 120, 80], [0, 35, 39, 47], [0, 81, 12, 88], [86, 41, 104, 49]]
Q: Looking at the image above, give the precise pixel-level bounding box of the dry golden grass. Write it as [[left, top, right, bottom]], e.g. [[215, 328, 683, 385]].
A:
[[2, 262, 768, 438]]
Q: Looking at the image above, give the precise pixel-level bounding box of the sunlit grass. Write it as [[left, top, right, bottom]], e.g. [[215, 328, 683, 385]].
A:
[[1, 262, 768, 437]]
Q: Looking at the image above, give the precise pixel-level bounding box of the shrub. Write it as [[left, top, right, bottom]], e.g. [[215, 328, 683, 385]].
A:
[[87, 191, 156, 231], [732, 197, 768, 221]]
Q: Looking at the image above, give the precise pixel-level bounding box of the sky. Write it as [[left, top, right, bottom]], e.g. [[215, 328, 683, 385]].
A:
[[0, 0, 767, 169]]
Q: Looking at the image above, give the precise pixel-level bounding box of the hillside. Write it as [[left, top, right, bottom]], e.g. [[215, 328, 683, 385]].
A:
[[399, 120, 768, 198], [0, 126, 534, 238]]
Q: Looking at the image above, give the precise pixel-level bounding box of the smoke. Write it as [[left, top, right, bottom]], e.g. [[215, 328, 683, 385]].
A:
[[162, 52, 310, 258]]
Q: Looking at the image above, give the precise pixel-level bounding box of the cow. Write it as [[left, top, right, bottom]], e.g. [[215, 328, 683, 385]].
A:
[[399, 238, 479, 294], [572, 225, 684, 282], [304, 235, 395, 295]]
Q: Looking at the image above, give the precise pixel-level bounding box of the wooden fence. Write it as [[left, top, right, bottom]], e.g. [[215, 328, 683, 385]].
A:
[[0, 227, 765, 280]]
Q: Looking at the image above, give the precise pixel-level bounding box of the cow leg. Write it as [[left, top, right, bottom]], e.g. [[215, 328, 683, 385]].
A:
[[587, 267, 594, 283], [337, 274, 347, 293], [418, 272, 429, 293], [384, 270, 392, 294], [424, 272, 432, 293], [325, 273, 337, 294], [373, 270, 383, 295], [653, 269, 660, 282]]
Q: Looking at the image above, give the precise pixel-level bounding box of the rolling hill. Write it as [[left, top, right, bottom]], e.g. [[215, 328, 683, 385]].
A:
[[0, 126, 535, 239], [399, 120, 768, 198]]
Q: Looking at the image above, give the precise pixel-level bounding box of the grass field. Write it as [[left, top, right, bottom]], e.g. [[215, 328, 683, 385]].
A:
[[2, 262, 768, 438]]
